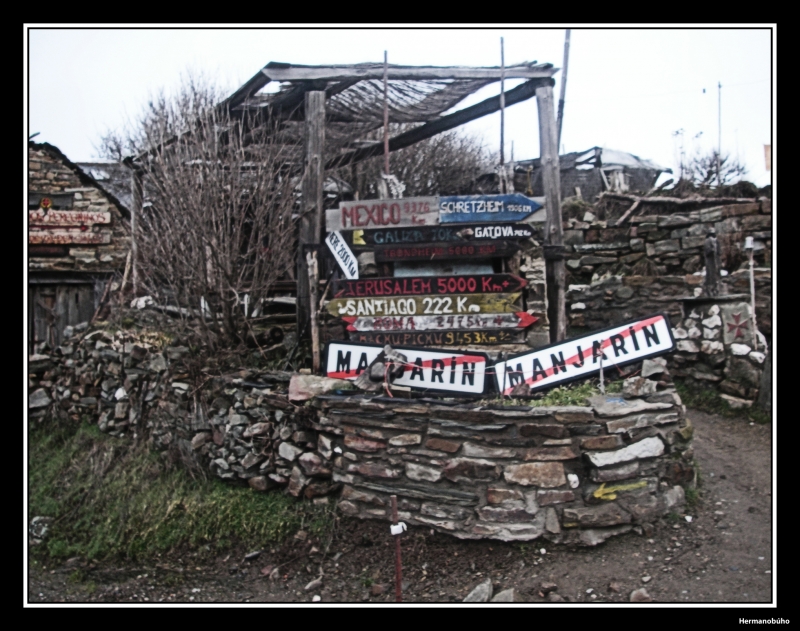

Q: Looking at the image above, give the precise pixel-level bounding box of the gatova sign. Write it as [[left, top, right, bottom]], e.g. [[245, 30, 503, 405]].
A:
[[325, 231, 358, 279], [350, 223, 535, 246], [493, 313, 675, 395], [439, 194, 544, 224], [325, 341, 489, 395]]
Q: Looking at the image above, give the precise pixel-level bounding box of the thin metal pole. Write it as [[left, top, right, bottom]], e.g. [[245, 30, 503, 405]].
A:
[[391, 495, 403, 603], [556, 28, 571, 152], [383, 51, 390, 176], [748, 248, 758, 351], [500, 37, 505, 170], [717, 81, 722, 186]]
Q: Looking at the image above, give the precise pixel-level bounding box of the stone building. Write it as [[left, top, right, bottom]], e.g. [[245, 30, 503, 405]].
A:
[[28, 142, 131, 351]]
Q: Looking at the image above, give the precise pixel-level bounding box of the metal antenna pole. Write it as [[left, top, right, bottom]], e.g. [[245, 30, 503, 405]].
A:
[[556, 28, 571, 151], [499, 38, 506, 194], [717, 81, 722, 186], [383, 51, 390, 176]]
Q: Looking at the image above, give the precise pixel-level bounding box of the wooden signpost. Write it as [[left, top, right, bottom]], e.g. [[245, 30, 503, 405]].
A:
[[349, 223, 535, 246], [326, 197, 438, 232], [326, 292, 521, 318], [333, 274, 527, 298], [438, 194, 544, 224], [349, 330, 526, 346], [341, 312, 537, 332], [29, 210, 111, 226], [493, 313, 675, 395], [325, 341, 489, 395], [29, 229, 111, 245], [374, 241, 520, 263]]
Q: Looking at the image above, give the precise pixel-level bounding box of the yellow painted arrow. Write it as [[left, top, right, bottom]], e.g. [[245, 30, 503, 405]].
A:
[[592, 480, 648, 501]]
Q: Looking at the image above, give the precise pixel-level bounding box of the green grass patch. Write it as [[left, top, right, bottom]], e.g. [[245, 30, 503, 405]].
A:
[[675, 381, 770, 424], [487, 377, 624, 407], [28, 420, 333, 563]]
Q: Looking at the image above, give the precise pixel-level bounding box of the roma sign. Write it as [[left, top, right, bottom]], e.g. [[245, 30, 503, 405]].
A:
[[325, 341, 489, 395], [326, 197, 438, 232], [341, 312, 537, 332], [439, 194, 544, 224], [333, 274, 527, 298], [326, 293, 521, 318], [493, 313, 675, 395]]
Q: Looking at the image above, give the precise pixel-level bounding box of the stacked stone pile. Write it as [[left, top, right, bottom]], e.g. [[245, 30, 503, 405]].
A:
[[314, 362, 693, 544], [563, 200, 771, 284], [27, 323, 338, 499]]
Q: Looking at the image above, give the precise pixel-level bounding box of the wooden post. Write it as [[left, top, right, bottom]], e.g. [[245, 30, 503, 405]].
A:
[[130, 168, 143, 296], [536, 82, 567, 342], [556, 28, 571, 151], [306, 250, 321, 373], [297, 91, 326, 341], [383, 51, 390, 176]]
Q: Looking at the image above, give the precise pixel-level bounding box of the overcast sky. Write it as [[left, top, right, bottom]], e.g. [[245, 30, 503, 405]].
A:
[[26, 26, 774, 186]]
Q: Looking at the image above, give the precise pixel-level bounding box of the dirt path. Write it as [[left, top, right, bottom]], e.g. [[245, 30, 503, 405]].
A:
[[27, 408, 773, 604]]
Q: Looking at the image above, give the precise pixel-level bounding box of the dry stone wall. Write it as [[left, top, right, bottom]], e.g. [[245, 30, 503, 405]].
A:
[[313, 366, 693, 544]]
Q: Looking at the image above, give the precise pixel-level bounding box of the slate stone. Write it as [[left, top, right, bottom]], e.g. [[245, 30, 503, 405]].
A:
[[29, 388, 52, 409], [425, 438, 461, 453], [579, 524, 633, 546], [537, 490, 576, 505], [405, 462, 442, 482], [462, 442, 517, 459], [491, 588, 522, 603], [589, 396, 672, 417], [388, 433, 422, 446], [278, 442, 304, 462], [563, 503, 632, 528], [443, 458, 500, 483], [463, 579, 494, 602], [344, 434, 387, 452], [503, 462, 566, 487], [585, 436, 665, 467]]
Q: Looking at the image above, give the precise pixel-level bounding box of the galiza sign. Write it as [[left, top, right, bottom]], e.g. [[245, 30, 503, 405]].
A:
[[493, 313, 675, 395], [325, 342, 489, 395], [325, 231, 358, 279]]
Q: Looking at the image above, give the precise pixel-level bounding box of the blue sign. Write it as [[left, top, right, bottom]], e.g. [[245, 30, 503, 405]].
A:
[[439, 194, 544, 224]]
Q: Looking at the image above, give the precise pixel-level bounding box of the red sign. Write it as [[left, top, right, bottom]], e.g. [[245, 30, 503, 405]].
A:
[[333, 274, 527, 298]]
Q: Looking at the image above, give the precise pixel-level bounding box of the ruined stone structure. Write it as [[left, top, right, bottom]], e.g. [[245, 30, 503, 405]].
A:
[[28, 142, 131, 351]]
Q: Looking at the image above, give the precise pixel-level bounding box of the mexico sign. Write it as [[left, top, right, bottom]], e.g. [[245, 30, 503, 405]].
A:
[[493, 313, 675, 395]]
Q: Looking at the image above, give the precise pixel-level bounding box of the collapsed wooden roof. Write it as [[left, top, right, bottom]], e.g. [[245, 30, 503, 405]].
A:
[[132, 61, 559, 172]]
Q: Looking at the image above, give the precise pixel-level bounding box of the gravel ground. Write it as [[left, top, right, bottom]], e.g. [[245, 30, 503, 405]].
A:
[[27, 408, 774, 605]]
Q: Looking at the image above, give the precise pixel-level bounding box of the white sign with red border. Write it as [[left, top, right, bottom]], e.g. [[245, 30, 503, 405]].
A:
[[493, 313, 675, 395]]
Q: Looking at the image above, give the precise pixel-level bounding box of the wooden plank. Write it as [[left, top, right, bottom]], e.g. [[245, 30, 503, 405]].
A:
[[29, 230, 111, 245], [296, 91, 326, 339], [326, 78, 553, 170], [493, 313, 674, 395], [263, 62, 557, 82], [439, 194, 544, 224], [349, 223, 535, 246], [342, 312, 537, 332], [326, 197, 438, 232], [374, 241, 520, 263], [325, 341, 490, 395], [349, 329, 527, 346], [536, 83, 566, 343], [326, 292, 521, 318], [29, 210, 111, 227], [325, 231, 358, 279], [333, 274, 527, 298]]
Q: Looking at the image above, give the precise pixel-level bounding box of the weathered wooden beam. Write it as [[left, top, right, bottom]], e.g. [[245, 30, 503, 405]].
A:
[[327, 78, 553, 170], [296, 91, 326, 342], [535, 84, 566, 343], [262, 61, 556, 82]]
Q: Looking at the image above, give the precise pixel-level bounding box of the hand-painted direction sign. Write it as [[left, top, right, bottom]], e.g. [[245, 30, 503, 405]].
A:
[[325, 231, 358, 279], [439, 194, 544, 224], [349, 330, 527, 346], [29, 210, 111, 226], [326, 293, 521, 318], [326, 197, 438, 232], [350, 223, 535, 246], [326, 342, 489, 395], [333, 274, 527, 298], [493, 313, 675, 395], [374, 241, 520, 263], [342, 312, 537, 332], [29, 229, 111, 245]]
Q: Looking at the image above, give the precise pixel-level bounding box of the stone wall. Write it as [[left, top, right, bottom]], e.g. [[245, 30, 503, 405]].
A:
[[28, 142, 130, 274], [314, 366, 693, 544], [27, 322, 336, 500]]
